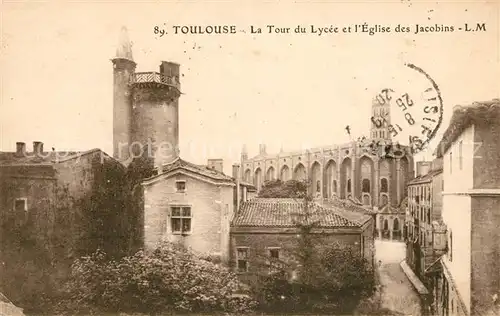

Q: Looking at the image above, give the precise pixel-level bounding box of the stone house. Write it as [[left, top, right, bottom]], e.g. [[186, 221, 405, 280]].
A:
[[141, 158, 256, 263], [0, 141, 131, 304], [230, 197, 374, 286], [432, 99, 500, 316]]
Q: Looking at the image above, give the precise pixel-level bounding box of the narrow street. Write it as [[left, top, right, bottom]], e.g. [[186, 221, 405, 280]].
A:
[[374, 239, 423, 316]]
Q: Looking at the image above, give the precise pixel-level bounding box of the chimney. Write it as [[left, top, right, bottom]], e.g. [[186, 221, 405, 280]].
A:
[[241, 144, 248, 161], [159, 61, 180, 88], [232, 164, 241, 213], [416, 161, 432, 177], [33, 141, 44, 156], [15, 142, 26, 157], [259, 144, 266, 155], [207, 158, 224, 173]]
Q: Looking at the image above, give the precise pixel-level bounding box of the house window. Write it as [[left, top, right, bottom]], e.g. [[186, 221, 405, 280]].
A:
[[458, 141, 463, 170], [175, 180, 186, 192], [267, 247, 281, 273], [171, 206, 191, 234], [269, 247, 280, 259], [236, 247, 249, 272]]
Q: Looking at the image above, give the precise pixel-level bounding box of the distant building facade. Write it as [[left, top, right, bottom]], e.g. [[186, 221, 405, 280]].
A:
[[404, 158, 447, 311], [431, 100, 500, 316], [377, 201, 406, 241], [240, 99, 415, 240]]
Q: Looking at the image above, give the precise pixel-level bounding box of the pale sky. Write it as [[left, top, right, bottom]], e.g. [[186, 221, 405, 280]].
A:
[[1, 1, 499, 174]]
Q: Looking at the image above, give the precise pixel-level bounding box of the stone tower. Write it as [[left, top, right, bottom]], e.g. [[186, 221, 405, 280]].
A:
[[370, 95, 392, 140], [112, 27, 182, 166]]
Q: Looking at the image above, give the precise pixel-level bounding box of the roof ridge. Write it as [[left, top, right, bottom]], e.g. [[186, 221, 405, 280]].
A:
[[235, 198, 363, 228]]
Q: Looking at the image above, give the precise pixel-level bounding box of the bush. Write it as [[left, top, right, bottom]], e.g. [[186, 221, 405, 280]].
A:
[[252, 243, 375, 314], [55, 242, 257, 315]]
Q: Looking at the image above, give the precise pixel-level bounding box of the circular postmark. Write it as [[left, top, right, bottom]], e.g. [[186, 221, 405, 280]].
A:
[[366, 63, 443, 156]]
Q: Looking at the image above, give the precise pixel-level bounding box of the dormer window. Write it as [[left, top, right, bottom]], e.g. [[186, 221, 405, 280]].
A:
[[175, 180, 186, 192]]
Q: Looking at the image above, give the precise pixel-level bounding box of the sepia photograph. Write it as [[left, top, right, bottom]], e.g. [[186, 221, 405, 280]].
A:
[[1, 1, 499, 315]]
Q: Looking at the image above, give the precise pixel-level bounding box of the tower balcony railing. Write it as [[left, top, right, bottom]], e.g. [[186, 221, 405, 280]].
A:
[[131, 72, 181, 90]]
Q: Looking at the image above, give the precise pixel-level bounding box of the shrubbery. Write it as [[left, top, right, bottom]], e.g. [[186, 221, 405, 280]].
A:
[[252, 244, 375, 314], [55, 242, 257, 315]]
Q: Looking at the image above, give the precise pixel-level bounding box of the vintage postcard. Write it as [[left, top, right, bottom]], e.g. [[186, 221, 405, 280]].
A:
[[1, 1, 499, 315]]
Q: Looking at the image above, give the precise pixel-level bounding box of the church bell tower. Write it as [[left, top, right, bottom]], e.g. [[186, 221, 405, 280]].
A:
[[370, 96, 392, 141]]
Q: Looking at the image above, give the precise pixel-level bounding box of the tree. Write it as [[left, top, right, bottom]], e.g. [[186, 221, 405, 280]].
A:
[[258, 179, 308, 198], [253, 178, 375, 313], [55, 241, 257, 315]]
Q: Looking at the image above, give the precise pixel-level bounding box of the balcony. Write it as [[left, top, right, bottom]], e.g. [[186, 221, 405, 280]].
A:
[[131, 72, 181, 92]]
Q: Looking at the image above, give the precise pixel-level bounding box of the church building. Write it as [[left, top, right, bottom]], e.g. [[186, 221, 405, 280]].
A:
[[240, 98, 415, 238]]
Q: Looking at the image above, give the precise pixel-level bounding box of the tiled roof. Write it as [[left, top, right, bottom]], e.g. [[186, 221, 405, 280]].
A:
[[0, 148, 102, 166], [159, 157, 234, 183], [434, 99, 500, 157], [232, 198, 361, 228]]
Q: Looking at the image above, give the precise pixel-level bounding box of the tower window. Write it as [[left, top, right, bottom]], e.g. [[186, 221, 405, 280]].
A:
[[347, 179, 351, 193], [14, 198, 28, 225]]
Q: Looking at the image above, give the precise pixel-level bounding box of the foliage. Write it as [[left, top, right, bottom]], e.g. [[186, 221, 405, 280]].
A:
[[55, 241, 257, 315], [257, 179, 308, 198]]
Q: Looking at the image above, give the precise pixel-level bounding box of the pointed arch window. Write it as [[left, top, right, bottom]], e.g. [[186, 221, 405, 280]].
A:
[[381, 178, 388, 193], [362, 179, 370, 193], [393, 218, 399, 231]]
